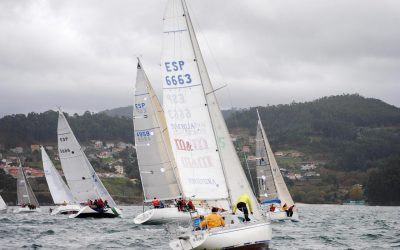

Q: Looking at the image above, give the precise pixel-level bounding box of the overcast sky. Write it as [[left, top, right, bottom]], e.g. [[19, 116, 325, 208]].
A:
[[0, 0, 399, 117]]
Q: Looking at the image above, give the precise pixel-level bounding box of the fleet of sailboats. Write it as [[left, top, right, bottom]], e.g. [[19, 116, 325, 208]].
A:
[[0, 0, 307, 248], [13, 161, 41, 213], [255, 109, 299, 222], [57, 111, 121, 218], [161, 0, 271, 248], [41, 146, 81, 215]]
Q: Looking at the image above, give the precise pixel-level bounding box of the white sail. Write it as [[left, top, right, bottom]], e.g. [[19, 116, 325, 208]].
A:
[[41, 146, 76, 204], [134, 60, 181, 202], [162, 0, 261, 219], [57, 111, 117, 207], [0, 194, 6, 211], [162, 1, 229, 202], [256, 110, 294, 206], [16, 163, 40, 207]]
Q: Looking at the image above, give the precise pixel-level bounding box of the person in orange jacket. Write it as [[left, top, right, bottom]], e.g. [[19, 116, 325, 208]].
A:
[[200, 207, 225, 229]]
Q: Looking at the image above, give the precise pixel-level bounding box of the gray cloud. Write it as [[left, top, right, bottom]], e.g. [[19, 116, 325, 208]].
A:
[[0, 0, 399, 117]]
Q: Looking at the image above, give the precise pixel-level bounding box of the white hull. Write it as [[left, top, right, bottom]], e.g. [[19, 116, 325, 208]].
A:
[[69, 206, 121, 218], [134, 207, 191, 225], [169, 221, 272, 250], [13, 207, 41, 213], [270, 211, 299, 222], [51, 204, 81, 215]]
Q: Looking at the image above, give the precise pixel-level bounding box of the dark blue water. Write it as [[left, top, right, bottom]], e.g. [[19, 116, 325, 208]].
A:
[[0, 204, 399, 249]]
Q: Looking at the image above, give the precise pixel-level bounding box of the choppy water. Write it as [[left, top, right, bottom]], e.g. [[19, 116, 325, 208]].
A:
[[0, 204, 399, 249]]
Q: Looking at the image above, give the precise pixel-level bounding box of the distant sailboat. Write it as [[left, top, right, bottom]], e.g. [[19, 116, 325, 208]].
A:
[[255, 109, 299, 222], [133, 59, 190, 225], [41, 146, 81, 215], [14, 161, 41, 213], [57, 110, 121, 218], [0, 194, 7, 213], [161, 0, 271, 249]]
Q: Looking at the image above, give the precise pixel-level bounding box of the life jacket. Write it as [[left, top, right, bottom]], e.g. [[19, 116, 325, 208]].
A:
[[152, 199, 161, 207]]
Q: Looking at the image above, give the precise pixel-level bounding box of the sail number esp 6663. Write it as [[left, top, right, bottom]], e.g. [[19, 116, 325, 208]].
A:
[[164, 61, 192, 85]]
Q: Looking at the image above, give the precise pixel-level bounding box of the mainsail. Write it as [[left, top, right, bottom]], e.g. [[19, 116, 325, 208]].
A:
[[256, 109, 294, 206], [41, 146, 76, 204], [0, 195, 6, 210], [162, 0, 261, 219], [134, 59, 181, 202], [57, 111, 117, 207], [16, 163, 40, 207]]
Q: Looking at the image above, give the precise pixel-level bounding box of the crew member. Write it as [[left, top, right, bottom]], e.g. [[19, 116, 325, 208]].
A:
[[232, 193, 253, 221], [152, 197, 161, 209], [200, 207, 225, 229]]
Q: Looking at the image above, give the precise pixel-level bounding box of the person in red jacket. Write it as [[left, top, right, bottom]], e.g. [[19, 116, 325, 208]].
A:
[[188, 200, 195, 211], [152, 197, 161, 209]]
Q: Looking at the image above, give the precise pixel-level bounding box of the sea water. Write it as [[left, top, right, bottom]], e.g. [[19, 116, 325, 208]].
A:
[[0, 204, 399, 249]]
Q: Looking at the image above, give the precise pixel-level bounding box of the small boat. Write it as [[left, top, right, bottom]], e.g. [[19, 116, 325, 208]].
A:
[[14, 161, 41, 213], [41, 146, 81, 215], [255, 109, 300, 222], [132, 59, 190, 225], [0, 194, 7, 213], [57, 110, 121, 218], [160, 0, 272, 248]]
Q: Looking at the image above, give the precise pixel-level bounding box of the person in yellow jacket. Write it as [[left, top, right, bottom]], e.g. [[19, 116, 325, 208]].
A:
[[200, 207, 225, 229], [232, 193, 253, 221]]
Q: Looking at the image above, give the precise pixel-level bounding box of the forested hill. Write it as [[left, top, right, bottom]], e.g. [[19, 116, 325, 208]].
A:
[[0, 111, 133, 148], [226, 94, 400, 171]]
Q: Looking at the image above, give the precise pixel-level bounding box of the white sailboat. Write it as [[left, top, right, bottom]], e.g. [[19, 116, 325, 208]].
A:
[[0, 194, 7, 213], [57, 111, 121, 218], [161, 0, 271, 248], [255, 109, 299, 222], [41, 146, 81, 215], [14, 162, 41, 213], [133, 59, 191, 225]]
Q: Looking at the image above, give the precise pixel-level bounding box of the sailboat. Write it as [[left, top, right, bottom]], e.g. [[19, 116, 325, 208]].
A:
[[0, 194, 7, 213], [161, 0, 271, 248], [133, 59, 191, 225], [41, 146, 81, 215], [13, 161, 41, 213], [57, 110, 121, 218], [255, 109, 299, 222]]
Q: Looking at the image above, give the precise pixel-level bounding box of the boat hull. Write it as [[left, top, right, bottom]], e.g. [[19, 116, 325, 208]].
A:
[[134, 207, 191, 225], [269, 211, 300, 222], [169, 221, 272, 250], [69, 206, 121, 218], [13, 207, 41, 213], [51, 204, 81, 215]]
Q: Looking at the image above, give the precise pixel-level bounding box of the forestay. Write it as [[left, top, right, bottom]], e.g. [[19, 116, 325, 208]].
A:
[[17, 164, 40, 207], [134, 60, 181, 202], [57, 111, 117, 207], [161, 0, 229, 201], [256, 110, 294, 206], [41, 146, 76, 204]]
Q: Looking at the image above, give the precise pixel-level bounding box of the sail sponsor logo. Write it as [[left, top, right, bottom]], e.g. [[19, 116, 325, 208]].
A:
[[188, 178, 217, 185], [174, 138, 209, 151], [163, 60, 192, 86], [169, 122, 206, 135], [180, 155, 214, 168]]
